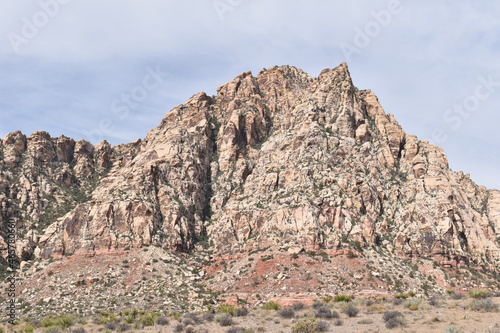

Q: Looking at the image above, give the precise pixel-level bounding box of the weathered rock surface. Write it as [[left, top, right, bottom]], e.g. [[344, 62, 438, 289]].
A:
[[1, 63, 499, 270]]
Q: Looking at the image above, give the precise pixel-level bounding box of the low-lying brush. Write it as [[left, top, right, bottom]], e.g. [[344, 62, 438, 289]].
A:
[[316, 320, 329, 332], [235, 307, 249, 317], [470, 299, 498, 312], [403, 298, 421, 310], [218, 315, 233, 327], [314, 306, 338, 319], [293, 302, 304, 311], [394, 293, 409, 299], [279, 307, 295, 318], [343, 306, 359, 317], [382, 311, 404, 329], [469, 289, 490, 299], [218, 305, 237, 316], [263, 301, 280, 310], [450, 293, 465, 300], [291, 317, 319, 333], [155, 316, 169, 325], [334, 294, 354, 302]]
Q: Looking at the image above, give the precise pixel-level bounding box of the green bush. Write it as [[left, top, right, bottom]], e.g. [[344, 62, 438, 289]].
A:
[[292, 317, 319, 333], [403, 298, 421, 309], [468, 289, 490, 299], [97, 312, 118, 324], [40, 314, 76, 329], [19, 325, 35, 333], [394, 293, 408, 299], [218, 304, 237, 316], [263, 301, 280, 310], [322, 296, 332, 304], [334, 294, 354, 302], [138, 313, 160, 326]]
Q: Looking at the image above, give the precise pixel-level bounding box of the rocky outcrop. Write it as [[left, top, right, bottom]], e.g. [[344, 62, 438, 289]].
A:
[[0, 132, 116, 262], [37, 92, 214, 257], [2, 63, 500, 270]]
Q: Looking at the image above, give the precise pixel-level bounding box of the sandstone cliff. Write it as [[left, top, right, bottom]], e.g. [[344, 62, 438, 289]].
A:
[[1, 63, 499, 271]]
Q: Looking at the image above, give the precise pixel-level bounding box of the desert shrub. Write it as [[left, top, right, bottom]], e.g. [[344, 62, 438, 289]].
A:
[[334, 294, 353, 302], [471, 299, 498, 312], [291, 317, 319, 333], [170, 311, 182, 320], [445, 326, 463, 333], [293, 302, 304, 311], [183, 318, 195, 327], [358, 319, 373, 324], [383, 311, 404, 329], [394, 293, 408, 299], [382, 311, 402, 322], [263, 301, 280, 310], [156, 316, 169, 325], [105, 322, 118, 331], [203, 313, 214, 322], [407, 291, 417, 297], [365, 299, 374, 307], [174, 323, 184, 332], [235, 307, 249, 317], [96, 312, 119, 325], [322, 296, 333, 304], [20, 325, 35, 333], [71, 327, 86, 333], [392, 298, 404, 306], [428, 297, 440, 306], [139, 313, 160, 326], [408, 305, 418, 311], [226, 328, 246, 333], [185, 326, 195, 333], [469, 289, 490, 299], [219, 315, 233, 327], [315, 306, 337, 319], [312, 301, 323, 309], [184, 313, 203, 325], [117, 323, 131, 332], [41, 314, 77, 329], [334, 319, 343, 326], [43, 328, 61, 333], [343, 307, 359, 317], [492, 292, 500, 297], [218, 305, 237, 316], [403, 298, 421, 309], [279, 307, 295, 318], [386, 317, 404, 329], [450, 293, 465, 300], [317, 320, 329, 332]]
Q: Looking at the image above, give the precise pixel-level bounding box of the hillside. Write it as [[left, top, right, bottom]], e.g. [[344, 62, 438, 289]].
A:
[[1, 63, 499, 320]]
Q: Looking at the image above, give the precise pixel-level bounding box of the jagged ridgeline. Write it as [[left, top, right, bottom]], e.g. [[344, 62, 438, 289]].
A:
[[1, 63, 499, 272]]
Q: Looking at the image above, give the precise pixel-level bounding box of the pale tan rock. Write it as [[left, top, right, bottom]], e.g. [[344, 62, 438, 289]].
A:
[[1, 63, 499, 270]]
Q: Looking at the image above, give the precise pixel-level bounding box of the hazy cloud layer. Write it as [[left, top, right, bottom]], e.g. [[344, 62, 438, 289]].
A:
[[0, 0, 499, 189]]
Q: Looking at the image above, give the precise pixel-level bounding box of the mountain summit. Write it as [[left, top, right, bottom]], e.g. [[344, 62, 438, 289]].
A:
[[2, 64, 500, 293]]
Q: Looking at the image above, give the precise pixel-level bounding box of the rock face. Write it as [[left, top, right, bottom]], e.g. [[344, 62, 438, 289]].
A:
[[0, 131, 118, 262], [2, 63, 500, 270]]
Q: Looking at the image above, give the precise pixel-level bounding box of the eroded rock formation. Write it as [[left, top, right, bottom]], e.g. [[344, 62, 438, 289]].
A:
[[1, 63, 499, 270]]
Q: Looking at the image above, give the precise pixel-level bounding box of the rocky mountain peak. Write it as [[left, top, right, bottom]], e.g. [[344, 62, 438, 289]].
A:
[[1, 63, 499, 274]]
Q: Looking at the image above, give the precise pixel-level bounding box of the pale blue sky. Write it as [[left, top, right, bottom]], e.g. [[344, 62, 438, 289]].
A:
[[0, 1, 499, 189]]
